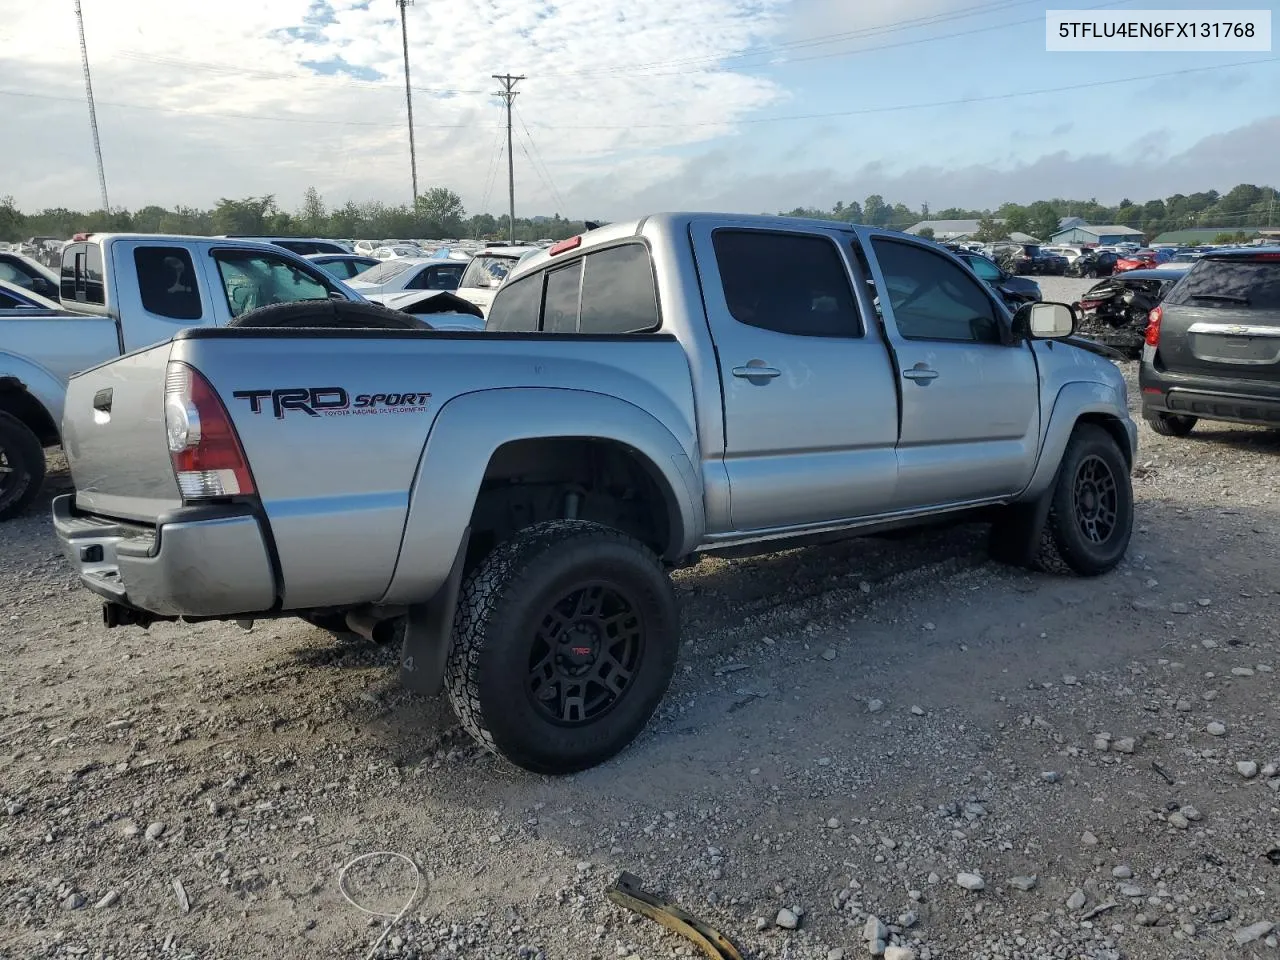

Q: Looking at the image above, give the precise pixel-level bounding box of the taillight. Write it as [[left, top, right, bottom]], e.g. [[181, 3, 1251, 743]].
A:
[[1144, 305, 1162, 347], [164, 361, 255, 499]]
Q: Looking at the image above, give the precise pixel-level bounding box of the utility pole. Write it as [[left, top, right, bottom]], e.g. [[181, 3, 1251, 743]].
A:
[[492, 73, 524, 244], [397, 0, 419, 205], [73, 0, 109, 213]]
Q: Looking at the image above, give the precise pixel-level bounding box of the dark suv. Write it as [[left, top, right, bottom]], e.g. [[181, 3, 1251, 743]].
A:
[[1139, 248, 1280, 436]]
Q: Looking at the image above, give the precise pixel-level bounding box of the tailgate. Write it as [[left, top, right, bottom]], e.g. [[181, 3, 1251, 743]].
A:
[[1157, 258, 1280, 382], [61, 343, 183, 522]]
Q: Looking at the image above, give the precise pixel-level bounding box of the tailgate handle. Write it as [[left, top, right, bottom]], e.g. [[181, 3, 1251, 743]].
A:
[[93, 388, 113, 413]]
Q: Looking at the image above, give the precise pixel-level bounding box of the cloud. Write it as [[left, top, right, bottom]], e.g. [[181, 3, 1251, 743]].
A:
[[0, 0, 789, 214], [561, 115, 1280, 216], [1, 0, 1276, 223]]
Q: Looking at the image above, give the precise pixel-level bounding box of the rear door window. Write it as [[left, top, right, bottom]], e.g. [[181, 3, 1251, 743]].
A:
[[1164, 259, 1280, 310], [134, 247, 203, 320], [212, 250, 337, 319], [486, 272, 542, 332], [580, 244, 660, 333], [712, 229, 862, 338]]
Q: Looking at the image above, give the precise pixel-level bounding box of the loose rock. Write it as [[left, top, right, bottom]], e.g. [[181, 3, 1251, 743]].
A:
[[1207, 721, 1227, 737], [956, 872, 985, 891], [775, 908, 799, 930], [1066, 889, 1087, 911], [1237, 760, 1259, 779]]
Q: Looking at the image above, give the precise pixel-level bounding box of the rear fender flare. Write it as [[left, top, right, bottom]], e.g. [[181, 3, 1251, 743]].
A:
[[0, 356, 65, 438], [1020, 381, 1136, 501], [381, 387, 703, 605]]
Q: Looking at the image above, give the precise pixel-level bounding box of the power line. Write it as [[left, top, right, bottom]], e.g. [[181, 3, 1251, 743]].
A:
[[544, 0, 1138, 80], [115, 50, 488, 96], [523, 57, 1280, 129], [514, 105, 567, 213], [492, 73, 524, 243], [540, 0, 1045, 79], [73, 0, 109, 213], [0, 86, 496, 128], [396, 0, 418, 204]]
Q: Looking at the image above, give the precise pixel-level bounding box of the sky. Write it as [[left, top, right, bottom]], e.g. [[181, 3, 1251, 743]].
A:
[[0, 0, 1277, 223]]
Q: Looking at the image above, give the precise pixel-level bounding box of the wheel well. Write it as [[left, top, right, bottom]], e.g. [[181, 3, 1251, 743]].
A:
[[466, 438, 677, 572], [0, 379, 58, 447], [1078, 413, 1132, 468]]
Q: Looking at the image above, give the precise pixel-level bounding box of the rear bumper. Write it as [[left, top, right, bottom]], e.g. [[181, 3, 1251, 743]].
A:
[[52, 495, 277, 618], [1140, 365, 1280, 427]]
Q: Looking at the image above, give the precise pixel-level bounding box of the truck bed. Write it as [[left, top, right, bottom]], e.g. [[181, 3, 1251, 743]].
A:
[[62, 327, 698, 610]]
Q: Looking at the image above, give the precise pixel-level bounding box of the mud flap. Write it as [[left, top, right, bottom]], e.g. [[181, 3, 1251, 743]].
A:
[[989, 484, 1055, 568], [399, 527, 470, 696]]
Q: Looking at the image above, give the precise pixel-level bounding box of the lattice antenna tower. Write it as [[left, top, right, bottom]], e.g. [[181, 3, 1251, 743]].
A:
[[73, 0, 110, 213]]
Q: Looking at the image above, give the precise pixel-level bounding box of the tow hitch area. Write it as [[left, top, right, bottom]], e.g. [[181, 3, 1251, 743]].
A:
[[605, 872, 744, 960], [102, 602, 175, 629]]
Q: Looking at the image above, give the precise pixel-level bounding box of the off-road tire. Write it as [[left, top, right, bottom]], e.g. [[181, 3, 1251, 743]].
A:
[[445, 520, 679, 775], [0, 412, 46, 522], [1144, 412, 1197, 438], [1031, 424, 1133, 576], [228, 300, 431, 330]]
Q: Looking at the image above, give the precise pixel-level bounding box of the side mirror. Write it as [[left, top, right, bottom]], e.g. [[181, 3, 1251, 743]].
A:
[[1013, 301, 1075, 340]]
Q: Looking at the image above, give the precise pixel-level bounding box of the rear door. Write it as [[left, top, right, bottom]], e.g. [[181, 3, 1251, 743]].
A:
[[1155, 254, 1280, 382], [689, 222, 899, 532], [860, 233, 1041, 509]]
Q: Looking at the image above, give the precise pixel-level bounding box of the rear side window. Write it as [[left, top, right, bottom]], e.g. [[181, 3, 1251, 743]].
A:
[[407, 264, 465, 291], [486, 272, 541, 332], [542, 262, 583, 333], [60, 242, 106, 305], [580, 244, 659, 334], [1164, 259, 1280, 310], [134, 247, 202, 320], [712, 230, 861, 337]]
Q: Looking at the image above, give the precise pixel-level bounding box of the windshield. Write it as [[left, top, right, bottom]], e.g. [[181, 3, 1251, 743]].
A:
[[460, 254, 518, 289], [353, 260, 415, 283]]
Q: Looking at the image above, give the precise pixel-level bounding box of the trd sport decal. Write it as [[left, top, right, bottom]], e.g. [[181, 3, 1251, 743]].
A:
[[231, 387, 431, 419]]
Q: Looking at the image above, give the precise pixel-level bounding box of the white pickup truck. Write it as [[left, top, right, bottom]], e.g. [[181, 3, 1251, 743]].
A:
[[53, 213, 1138, 775], [0, 233, 482, 520]]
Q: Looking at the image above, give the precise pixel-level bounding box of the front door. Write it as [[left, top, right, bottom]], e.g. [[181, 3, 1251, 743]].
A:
[[861, 234, 1041, 509], [690, 222, 900, 533]]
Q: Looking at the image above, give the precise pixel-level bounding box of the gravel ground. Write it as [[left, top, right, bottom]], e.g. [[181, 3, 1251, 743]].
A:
[[3, 279, 1278, 960]]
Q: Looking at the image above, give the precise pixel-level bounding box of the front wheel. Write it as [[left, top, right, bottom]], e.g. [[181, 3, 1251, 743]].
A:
[[0, 412, 46, 522], [1034, 424, 1133, 576], [445, 520, 679, 775], [1145, 412, 1197, 437]]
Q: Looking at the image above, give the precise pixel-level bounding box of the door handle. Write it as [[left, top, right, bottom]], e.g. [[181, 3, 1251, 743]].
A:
[[901, 366, 939, 383], [732, 363, 781, 380], [92, 388, 113, 412]]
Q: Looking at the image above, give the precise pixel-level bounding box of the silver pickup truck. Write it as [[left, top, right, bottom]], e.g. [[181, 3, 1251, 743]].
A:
[[53, 213, 1138, 774], [0, 233, 482, 520]]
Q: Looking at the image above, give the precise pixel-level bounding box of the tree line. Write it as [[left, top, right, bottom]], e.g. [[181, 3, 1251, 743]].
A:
[[0, 186, 590, 244], [781, 183, 1277, 242], [2, 182, 1275, 245]]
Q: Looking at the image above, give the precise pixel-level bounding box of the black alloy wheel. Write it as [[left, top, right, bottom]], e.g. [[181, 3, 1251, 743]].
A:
[[1071, 454, 1118, 545], [526, 582, 645, 726]]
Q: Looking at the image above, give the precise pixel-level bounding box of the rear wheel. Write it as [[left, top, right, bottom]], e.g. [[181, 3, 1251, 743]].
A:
[[445, 520, 679, 775], [1034, 424, 1133, 576], [0, 412, 45, 522], [1145, 412, 1197, 437]]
